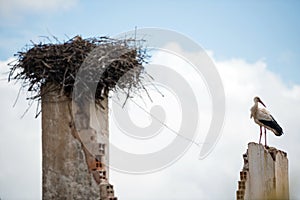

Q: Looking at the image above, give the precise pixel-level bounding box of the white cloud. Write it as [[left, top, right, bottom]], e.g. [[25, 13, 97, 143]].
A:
[[0, 0, 78, 18], [0, 58, 41, 199], [1, 45, 300, 199]]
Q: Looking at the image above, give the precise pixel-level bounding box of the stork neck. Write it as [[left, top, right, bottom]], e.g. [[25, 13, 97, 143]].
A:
[[251, 101, 259, 115]]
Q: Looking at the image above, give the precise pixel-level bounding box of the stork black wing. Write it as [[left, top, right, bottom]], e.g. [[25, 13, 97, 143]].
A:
[[259, 115, 283, 136]]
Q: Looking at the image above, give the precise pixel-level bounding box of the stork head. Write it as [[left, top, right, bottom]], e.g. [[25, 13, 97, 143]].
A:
[[253, 96, 266, 107]]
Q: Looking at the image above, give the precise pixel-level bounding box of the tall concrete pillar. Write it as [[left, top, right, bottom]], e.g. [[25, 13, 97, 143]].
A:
[[236, 142, 289, 200], [42, 85, 117, 199]]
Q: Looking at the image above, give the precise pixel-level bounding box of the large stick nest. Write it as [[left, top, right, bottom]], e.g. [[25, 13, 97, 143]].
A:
[[9, 36, 150, 111]]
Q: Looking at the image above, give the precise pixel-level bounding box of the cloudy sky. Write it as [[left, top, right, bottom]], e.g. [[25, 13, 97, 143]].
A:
[[1, 1, 300, 200]]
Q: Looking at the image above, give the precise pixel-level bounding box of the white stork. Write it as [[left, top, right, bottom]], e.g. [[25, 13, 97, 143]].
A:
[[250, 96, 284, 146]]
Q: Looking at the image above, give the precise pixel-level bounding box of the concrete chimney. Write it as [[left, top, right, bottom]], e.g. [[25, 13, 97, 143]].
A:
[[236, 142, 289, 200], [42, 85, 117, 199]]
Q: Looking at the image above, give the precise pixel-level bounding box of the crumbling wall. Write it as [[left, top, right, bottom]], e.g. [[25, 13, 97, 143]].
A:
[[236, 142, 289, 200], [42, 87, 117, 199]]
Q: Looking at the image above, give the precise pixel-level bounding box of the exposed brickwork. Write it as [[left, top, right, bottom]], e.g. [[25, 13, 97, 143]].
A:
[[236, 143, 289, 200], [42, 87, 117, 199]]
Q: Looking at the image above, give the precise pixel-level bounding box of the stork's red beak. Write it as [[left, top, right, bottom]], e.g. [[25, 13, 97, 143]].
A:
[[259, 99, 266, 107]]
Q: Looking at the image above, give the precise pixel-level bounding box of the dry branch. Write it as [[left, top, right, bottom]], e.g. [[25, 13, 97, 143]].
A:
[[9, 35, 150, 116]]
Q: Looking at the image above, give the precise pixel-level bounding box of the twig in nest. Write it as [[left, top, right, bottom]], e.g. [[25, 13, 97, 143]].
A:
[[9, 35, 150, 117]]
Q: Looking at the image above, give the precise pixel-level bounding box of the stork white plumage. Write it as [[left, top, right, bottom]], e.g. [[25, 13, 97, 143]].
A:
[[250, 96, 284, 146]]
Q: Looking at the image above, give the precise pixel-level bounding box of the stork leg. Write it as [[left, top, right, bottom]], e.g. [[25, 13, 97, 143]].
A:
[[264, 127, 267, 147], [259, 126, 262, 144]]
